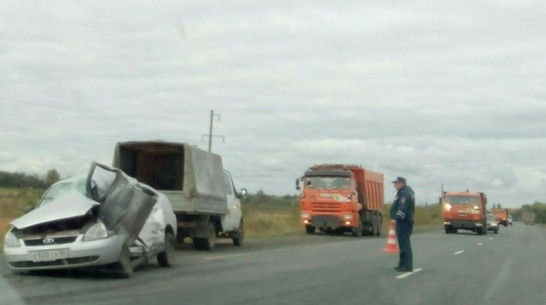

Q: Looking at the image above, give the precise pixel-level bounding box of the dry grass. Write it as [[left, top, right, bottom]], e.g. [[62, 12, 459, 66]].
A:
[[243, 204, 304, 238], [244, 203, 443, 238], [0, 188, 44, 245]]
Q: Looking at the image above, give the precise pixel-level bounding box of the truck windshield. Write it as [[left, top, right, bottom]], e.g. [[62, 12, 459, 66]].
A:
[[445, 195, 481, 205], [305, 177, 351, 190]]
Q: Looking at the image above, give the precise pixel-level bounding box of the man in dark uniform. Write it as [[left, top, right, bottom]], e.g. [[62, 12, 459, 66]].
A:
[[390, 177, 415, 272]]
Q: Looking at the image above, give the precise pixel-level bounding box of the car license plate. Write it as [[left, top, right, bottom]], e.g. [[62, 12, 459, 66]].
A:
[[30, 249, 69, 262]]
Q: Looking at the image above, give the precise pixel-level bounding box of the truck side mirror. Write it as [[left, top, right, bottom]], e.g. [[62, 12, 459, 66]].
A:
[[239, 188, 248, 199], [295, 179, 300, 191]]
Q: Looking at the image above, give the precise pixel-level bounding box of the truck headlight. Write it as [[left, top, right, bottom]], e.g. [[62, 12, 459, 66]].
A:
[[4, 231, 21, 248], [83, 221, 110, 241], [444, 203, 452, 211], [343, 214, 353, 220], [301, 213, 310, 219]]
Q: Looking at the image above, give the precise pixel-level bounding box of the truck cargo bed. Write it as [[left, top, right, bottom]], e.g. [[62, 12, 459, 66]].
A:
[[113, 141, 228, 215]]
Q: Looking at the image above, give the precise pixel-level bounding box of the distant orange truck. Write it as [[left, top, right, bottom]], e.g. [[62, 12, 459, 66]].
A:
[[296, 164, 384, 237], [442, 190, 488, 235], [489, 207, 509, 227]]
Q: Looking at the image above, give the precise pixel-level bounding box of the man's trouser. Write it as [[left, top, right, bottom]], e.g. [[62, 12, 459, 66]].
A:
[[396, 220, 413, 270]]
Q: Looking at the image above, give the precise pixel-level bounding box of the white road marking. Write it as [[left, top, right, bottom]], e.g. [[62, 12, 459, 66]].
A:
[[396, 268, 423, 279], [477, 242, 483, 246], [454, 250, 464, 255]]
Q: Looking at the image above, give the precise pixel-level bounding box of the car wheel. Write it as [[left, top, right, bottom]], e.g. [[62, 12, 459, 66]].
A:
[[157, 231, 175, 267], [232, 221, 244, 246]]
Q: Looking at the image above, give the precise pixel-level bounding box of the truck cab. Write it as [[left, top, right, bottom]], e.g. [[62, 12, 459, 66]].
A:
[[442, 190, 487, 235]]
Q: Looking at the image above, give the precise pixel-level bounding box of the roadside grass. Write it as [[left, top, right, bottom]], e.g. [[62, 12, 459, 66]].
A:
[[0, 188, 44, 245], [243, 204, 304, 238], [244, 202, 443, 239], [381, 204, 443, 233]]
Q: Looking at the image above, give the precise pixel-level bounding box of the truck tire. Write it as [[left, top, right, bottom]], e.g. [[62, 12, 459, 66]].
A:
[[351, 216, 363, 237], [193, 222, 216, 251], [371, 220, 378, 236], [305, 225, 315, 234], [157, 231, 175, 267], [376, 214, 383, 236], [232, 221, 244, 246]]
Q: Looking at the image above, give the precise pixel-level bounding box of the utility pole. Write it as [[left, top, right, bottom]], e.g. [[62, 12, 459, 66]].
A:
[[202, 110, 225, 152]]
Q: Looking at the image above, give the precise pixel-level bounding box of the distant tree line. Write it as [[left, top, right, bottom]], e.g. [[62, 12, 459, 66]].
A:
[[243, 190, 299, 206], [0, 169, 60, 189], [511, 202, 545, 224]]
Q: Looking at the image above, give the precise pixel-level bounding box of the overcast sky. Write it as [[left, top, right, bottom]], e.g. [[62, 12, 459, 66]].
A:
[[1, 1, 545, 207]]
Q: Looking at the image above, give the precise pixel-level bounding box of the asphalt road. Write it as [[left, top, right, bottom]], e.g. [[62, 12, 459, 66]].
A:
[[1, 222, 544, 305]]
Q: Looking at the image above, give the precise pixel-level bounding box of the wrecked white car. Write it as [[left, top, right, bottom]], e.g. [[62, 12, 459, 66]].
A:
[[3, 162, 177, 277]]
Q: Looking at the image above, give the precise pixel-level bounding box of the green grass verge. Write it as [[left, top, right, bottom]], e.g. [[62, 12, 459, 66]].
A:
[[0, 188, 44, 245]]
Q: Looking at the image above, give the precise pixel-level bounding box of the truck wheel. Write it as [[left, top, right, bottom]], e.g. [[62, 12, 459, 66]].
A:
[[157, 231, 175, 267], [232, 221, 244, 246], [193, 223, 216, 251], [193, 238, 204, 250], [203, 222, 216, 250], [371, 221, 378, 236], [376, 214, 383, 236], [305, 225, 315, 234], [351, 217, 363, 237], [115, 246, 133, 278]]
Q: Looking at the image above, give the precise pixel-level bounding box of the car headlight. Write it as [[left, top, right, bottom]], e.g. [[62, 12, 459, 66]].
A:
[[83, 221, 110, 241], [4, 231, 21, 248]]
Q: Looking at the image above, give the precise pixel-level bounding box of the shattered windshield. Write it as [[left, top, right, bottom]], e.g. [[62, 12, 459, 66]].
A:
[[37, 179, 88, 207]]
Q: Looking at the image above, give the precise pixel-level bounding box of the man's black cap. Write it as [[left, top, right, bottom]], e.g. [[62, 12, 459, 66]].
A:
[[392, 177, 406, 183]]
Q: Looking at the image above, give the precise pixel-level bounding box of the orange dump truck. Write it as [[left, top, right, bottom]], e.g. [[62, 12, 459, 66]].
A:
[[442, 190, 487, 235], [296, 164, 384, 237], [490, 207, 509, 227]]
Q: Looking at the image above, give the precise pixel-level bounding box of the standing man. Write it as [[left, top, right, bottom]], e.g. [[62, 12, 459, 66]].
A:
[[390, 177, 415, 272]]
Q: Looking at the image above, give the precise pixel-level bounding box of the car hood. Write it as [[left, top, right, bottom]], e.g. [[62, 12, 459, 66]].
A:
[[10, 191, 98, 229]]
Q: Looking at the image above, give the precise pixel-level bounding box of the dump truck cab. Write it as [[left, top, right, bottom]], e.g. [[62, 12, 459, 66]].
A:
[[442, 190, 487, 235]]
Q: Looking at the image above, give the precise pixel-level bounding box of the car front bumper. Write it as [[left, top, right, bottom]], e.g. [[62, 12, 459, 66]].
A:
[[3, 234, 126, 271]]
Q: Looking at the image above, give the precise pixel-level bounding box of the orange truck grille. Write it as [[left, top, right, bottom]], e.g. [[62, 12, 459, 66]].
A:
[[310, 201, 342, 213]]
